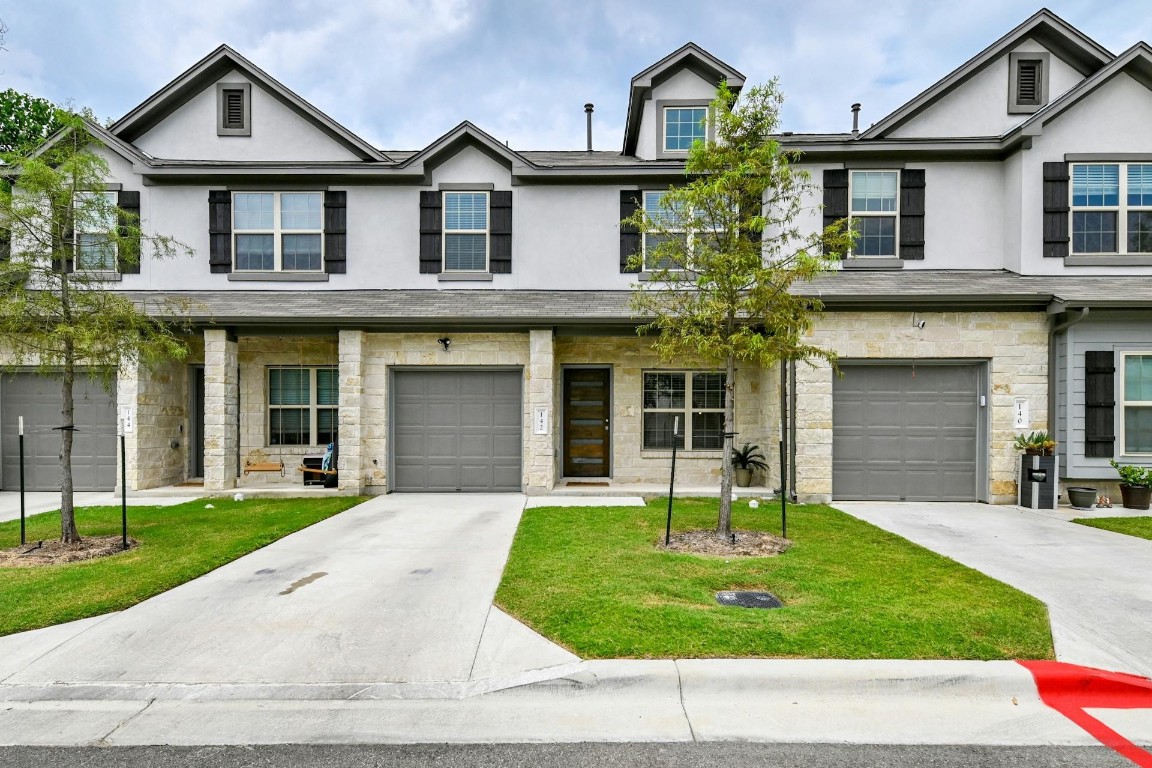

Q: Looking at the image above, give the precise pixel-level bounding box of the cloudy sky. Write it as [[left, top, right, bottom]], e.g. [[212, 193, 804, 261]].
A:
[[2, 1, 1150, 152]]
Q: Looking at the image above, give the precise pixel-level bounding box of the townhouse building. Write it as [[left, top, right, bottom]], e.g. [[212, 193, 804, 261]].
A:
[[3, 8, 1151, 504]]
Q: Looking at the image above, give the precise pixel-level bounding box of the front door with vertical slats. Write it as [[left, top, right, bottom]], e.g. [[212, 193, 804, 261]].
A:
[[563, 368, 611, 477]]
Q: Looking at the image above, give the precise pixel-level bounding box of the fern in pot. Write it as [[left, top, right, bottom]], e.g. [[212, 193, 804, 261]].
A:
[[732, 443, 768, 488]]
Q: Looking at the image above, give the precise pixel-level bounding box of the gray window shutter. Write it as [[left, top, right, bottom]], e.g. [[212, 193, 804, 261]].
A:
[[489, 190, 512, 274], [1084, 350, 1115, 458], [419, 191, 442, 274], [1043, 162, 1069, 259], [117, 190, 141, 274], [323, 191, 346, 274], [208, 190, 232, 274], [620, 190, 641, 273], [899, 169, 925, 260]]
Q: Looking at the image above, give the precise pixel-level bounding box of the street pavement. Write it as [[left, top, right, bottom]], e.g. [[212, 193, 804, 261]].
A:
[[1, 496, 1152, 755]]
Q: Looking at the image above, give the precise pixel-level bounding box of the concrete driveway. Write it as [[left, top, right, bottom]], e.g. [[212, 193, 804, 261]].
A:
[[0, 494, 577, 697], [835, 502, 1152, 677]]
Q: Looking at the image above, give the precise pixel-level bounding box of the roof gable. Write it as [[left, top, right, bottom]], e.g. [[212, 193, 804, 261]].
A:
[[623, 42, 745, 155], [110, 45, 386, 162], [1011, 43, 1152, 138], [862, 9, 1112, 139], [399, 121, 533, 175]]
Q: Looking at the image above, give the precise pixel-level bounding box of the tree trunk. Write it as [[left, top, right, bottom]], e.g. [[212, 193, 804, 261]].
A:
[[60, 338, 79, 543], [716, 353, 736, 539]]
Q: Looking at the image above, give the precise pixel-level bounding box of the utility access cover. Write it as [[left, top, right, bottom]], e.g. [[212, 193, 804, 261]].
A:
[[716, 591, 783, 609]]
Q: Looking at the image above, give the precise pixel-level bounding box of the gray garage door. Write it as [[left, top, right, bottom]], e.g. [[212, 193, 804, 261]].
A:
[[392, 370, 522, 492], [1, 374, 118, 491], [833, 365, 980, 502]]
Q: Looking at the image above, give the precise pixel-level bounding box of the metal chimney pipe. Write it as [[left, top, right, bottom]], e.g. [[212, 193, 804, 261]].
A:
[[851, 103, 861, 137], [585, 103, 594, 152]]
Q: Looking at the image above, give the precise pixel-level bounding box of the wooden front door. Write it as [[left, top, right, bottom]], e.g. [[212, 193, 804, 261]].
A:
[[563, 368, 611, 477]]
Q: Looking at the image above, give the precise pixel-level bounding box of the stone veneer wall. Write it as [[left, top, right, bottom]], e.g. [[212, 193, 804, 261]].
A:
[[555, 336, 773, 487], [119, 358, 186, 491], [794, 311, 1049, 504], [359, 332, 545, 492], [236, 335, 340, 487]]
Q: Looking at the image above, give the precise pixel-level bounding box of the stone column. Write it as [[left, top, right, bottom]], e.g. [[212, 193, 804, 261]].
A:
[[115, 361, 139, 493], [793, 359, 833, 504], [338, 330, 365, 494], [526, 329, 556, 494], [203, 328, 239, 491]]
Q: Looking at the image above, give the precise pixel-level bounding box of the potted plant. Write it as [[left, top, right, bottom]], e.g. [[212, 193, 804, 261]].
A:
[[731, 443, 768, 488], [1014, 431, 1056, 456], [1110, 460, 1152, 510]]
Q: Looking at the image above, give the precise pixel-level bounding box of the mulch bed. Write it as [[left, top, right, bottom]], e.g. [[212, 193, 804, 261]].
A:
[[0, 536, 139, 567], [661, 529, 791, 557]]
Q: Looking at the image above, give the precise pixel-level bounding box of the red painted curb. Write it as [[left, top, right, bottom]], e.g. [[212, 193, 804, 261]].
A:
[[1019, 660, 1152, 767]]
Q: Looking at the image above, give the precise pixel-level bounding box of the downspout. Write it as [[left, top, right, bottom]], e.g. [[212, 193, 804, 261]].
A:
[[1048, 305, 1090, 455]]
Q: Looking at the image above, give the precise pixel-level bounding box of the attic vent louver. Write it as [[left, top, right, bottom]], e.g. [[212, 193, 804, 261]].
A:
[[223, 89, 246, 129], [1017, 60, 1041, 106]]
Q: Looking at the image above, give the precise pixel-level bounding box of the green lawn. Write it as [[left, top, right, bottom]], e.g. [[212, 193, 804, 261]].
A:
[[1073, 515, 1152, 540], [496, 498, 1054, 660], [0, 496, 364, 637]]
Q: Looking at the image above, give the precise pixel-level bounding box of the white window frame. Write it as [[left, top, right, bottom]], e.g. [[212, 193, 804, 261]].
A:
[[662, 105, 709, 154], [1120, 352, 1152, 456], [442, 190, 489, 273], [74, 190, 118, 272], [267, 366, 338, 447], [1070, 163, 1152, 256], [640, 190, 723, 272], [232, 191, 324, 273], [642, 370, 727, 451], [848, 170, 900, 259]]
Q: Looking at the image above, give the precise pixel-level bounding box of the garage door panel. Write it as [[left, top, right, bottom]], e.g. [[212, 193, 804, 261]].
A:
[[833, 365, 980, 502], [393, 370, 522, 492], [2, 374, 116, 491]]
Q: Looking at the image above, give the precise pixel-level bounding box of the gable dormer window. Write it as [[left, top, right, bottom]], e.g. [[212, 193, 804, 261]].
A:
[[217, 83, 251, 136], [1008, 52, 1049, 114], [656, 101, 710, 159]]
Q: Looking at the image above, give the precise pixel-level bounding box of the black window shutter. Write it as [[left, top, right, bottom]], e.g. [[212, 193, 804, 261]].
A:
[[419, 191, 442, 274], [51, 199, 74, 273], [899, 169, 925, 260], [323, 191, 347, 274], [822, 169, 849, 253], [1084, 350, 1116, 458], [117, 190, 141, 274], [489, 190, 512, 274], [620, 190, 641, 273], [208, 190, 232, 274], [1043, 162, 1069, 259]]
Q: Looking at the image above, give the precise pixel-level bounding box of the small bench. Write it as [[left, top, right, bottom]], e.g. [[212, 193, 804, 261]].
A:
[[243, 461, 284, 476]]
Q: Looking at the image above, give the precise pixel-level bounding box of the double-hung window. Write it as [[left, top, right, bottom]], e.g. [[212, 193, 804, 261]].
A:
[[1121, 353, 1152, 455], [642, 371, 726, 450], [1071, 164, 1152, 255], [233, 192, 323, 272], [642, 191, 690, 270], [443, 191, 488, 272], [74, 191, 117, 271], [267, 366, 338, 446], [663, 106, 708, 153], [850, 170, 899, 257]]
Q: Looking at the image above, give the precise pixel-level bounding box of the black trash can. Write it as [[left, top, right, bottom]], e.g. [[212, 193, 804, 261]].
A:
[[1019, 454, 1058, 510]]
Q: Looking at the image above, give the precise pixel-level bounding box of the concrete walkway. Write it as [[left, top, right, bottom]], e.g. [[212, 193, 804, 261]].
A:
[[0, 494, 577, 696], [835, 502, 1152, 678]]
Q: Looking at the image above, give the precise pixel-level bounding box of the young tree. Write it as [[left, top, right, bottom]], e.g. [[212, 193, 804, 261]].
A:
[[0, 112, 191, 542], [625, 80, 854, 539], [0, 89, 63, 155]]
